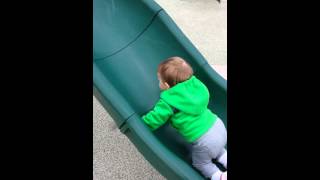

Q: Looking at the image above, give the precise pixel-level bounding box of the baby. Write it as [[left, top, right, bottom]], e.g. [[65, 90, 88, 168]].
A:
[[142, 56, 227, 180]]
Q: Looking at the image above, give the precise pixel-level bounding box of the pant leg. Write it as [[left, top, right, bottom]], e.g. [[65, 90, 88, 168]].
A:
[[191, 117, 227, 178], [216, 148, 227, 168], [192, 143, 220, 178], [205, 118, 227, 160]]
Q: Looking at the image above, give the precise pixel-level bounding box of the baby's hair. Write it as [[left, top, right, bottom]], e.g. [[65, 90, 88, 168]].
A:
[[158, 56, 194, 87]]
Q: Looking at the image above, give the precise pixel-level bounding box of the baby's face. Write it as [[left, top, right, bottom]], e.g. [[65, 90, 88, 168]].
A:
[[158, 73, 169, 90]]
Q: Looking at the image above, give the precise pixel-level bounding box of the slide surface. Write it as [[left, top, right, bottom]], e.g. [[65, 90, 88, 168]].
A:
[[93, 0, 227, 179]]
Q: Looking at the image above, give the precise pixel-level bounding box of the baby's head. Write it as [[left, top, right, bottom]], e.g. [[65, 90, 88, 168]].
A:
[[157, 56, 194, 90]]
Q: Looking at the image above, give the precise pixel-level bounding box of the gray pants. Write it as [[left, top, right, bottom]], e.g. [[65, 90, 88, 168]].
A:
[[191, 118, 227, 178]]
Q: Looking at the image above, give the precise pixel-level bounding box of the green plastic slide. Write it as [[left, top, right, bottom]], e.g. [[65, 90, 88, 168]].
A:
[[93, 0, 227, 179]]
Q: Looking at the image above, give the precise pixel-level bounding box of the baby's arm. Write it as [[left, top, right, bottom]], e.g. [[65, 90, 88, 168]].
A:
[[142, 99, 174, 131]]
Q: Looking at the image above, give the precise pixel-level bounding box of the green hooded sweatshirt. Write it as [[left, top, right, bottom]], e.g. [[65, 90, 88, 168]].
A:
[[142, 75, 217, 143]]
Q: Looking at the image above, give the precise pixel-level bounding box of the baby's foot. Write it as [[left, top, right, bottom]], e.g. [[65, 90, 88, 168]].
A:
[[211, 171, 226, 180], [220, 171, 227, 180]]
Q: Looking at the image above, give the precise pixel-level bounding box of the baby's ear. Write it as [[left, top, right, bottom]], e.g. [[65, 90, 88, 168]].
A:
[[164, 82, 170, 89]]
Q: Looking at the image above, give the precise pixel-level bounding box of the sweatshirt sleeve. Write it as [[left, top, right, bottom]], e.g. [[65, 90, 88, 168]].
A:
[[142, 99, 174, 131]]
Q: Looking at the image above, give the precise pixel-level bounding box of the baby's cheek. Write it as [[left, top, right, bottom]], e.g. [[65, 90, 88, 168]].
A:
[[159, 83, 165, 90]]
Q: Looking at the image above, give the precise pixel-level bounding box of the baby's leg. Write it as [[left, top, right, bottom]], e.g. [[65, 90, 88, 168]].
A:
[[217, 148, 227, 169], [206, 118, 227, 168], [192, 117, 227, 179], [192, 145, 222, 179]]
